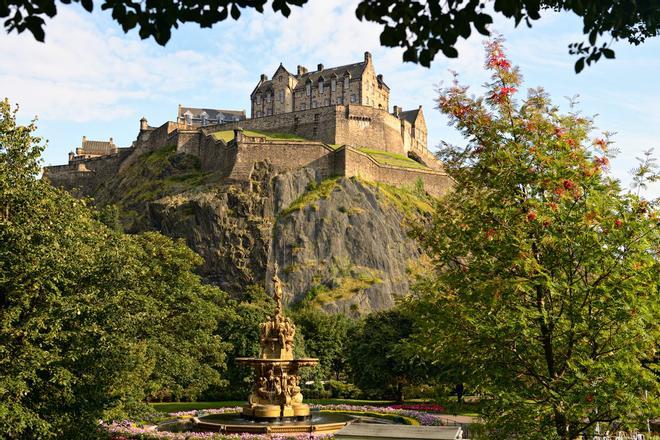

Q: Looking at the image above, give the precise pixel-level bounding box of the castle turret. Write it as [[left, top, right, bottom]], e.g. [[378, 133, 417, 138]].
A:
[[364, 51, 372, 63], [317, 63, 324, 71], [140, 117, 148, 131], [68, 151, 75, 163]]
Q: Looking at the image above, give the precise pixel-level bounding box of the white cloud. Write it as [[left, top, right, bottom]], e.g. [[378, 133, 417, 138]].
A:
[[0, 8, 248, 122]]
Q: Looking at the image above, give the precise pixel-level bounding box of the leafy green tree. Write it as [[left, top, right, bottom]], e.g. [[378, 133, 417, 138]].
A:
[[208, 284, 274, 400], [0, 98, 228, 438], [291, 306, 356, 381], [405, 41, 659, 439], [348, 308, 433, 402], [3, 0, 658, 72]]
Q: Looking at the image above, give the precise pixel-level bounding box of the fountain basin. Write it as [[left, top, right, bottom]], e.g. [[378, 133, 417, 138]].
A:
[[191, 411, 355, 434]]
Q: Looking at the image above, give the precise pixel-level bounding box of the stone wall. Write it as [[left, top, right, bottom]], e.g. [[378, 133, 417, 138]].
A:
[[227, 135, 338, 183], [43, 149, 132, 197], [339, 146, 453, 197], [335, 105, 404, 155], [204, 105, 409, 154]]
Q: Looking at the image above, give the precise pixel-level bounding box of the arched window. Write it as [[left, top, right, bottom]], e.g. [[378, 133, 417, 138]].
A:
[[319, 80, 324, 94], [344, 77, 349, 89], [256, 94, 262, 105], [331, 79, 336, 91], [306, 82, 311, 96], [279, 90, 284, 103]]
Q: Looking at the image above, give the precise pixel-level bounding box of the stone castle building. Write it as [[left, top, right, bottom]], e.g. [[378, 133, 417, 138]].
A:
[[44, 53, 452, 198], [69, 136, 118, 161], [177, 106, 246, 127]]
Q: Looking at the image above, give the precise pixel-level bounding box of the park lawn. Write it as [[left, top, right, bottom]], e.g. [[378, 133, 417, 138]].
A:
[[212, 130, 308, 143], [357, 147, 431, 170]]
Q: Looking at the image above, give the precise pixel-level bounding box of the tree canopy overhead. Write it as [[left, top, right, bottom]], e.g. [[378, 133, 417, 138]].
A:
[[1, 0, 659, 72]]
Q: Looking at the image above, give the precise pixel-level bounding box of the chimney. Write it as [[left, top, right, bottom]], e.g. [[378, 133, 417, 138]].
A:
[[393, 105, 401, 117], [377, 74, 383, 83], [68, 151, 75, 162], [297, 65, 308, 76], [140, 117, 148, 131], [109, 137, 113, 143], [260, 73, 268, 82], [364, 51, 372, 62], [82, 135, 87, 142], [317, 63, 324, 71]]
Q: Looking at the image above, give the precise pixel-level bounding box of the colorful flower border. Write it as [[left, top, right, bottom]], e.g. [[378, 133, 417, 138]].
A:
[[104, 404, 449, 439]]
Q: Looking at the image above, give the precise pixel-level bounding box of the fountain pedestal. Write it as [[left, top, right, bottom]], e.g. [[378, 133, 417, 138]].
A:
[[235, 272, 318, 420]]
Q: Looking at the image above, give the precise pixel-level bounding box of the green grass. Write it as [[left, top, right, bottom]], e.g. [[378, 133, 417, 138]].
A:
[[212, 130, 308, 143], [357, 147, 431, 170], [359, 178, 435, 218], [279, 177, 341, 217]]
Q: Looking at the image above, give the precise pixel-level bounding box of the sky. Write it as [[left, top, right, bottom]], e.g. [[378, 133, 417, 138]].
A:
[[1, 0, 658, 197]]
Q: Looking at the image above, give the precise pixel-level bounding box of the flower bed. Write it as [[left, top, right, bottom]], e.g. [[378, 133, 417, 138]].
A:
[[389, 403, 446, 413], [105, 404, 448, 439]]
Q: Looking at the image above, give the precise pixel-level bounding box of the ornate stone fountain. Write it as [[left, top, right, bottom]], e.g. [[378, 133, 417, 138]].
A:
[[235, 271, 318, 420]]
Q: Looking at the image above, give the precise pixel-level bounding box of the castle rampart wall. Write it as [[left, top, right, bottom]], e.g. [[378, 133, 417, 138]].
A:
[[202, 105, 408, 154], [334, 105, 404, 155], [227, 136, 338, 183], [202, 107, 338, 146], [43, 149, 131, 197], [339, 146, 453, 197]]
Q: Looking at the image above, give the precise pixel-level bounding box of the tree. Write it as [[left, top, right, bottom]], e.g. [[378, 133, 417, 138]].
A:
[[405, 40, 659, 439], [348, 308, 433, 402], [0, 98, 229, 438], [2, 0, 658, 72], [291, 306, 356, 381]]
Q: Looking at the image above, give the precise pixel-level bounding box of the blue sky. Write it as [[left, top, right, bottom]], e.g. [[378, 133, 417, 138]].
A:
[[1, 0, 658, 197]]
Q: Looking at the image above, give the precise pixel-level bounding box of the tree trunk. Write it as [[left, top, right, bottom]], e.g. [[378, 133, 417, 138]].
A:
[[554, 408, 570, 440], [396, 381, 405, 403]]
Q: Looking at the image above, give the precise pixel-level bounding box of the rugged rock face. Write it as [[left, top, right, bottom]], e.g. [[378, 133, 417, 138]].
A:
[[91, 146, 434, 314]]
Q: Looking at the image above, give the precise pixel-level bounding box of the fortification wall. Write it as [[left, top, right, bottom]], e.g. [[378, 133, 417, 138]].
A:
[[44, 149, 131, 197], [204, 105, 407, 154], [340, 147, 453, 198], [335, 105, 404, 155], [203, 107, 338, 145], [227, 136, 338, 183]]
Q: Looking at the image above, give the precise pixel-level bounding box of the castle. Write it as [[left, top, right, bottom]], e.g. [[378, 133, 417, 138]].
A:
[[44, 53, 452, 197]]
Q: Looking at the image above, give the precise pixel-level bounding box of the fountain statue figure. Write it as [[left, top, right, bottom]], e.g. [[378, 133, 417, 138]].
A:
[[236, 269, 318, 420]]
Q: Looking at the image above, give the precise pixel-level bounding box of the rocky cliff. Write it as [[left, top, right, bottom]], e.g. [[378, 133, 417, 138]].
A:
[[91, 146, 435, 314]]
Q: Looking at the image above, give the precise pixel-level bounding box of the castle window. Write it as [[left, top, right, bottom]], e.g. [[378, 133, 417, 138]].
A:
[[306, 83, 311, 96], [256, 94, 261, 105], [344, 77, 349, 88], [350, 94, 356, 103], [331, 79, 336, 91], [324, 98, 329, 106], [319, 80, 324, 94], [279, 90, 284, 103], [267, 92, 272, 102]]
